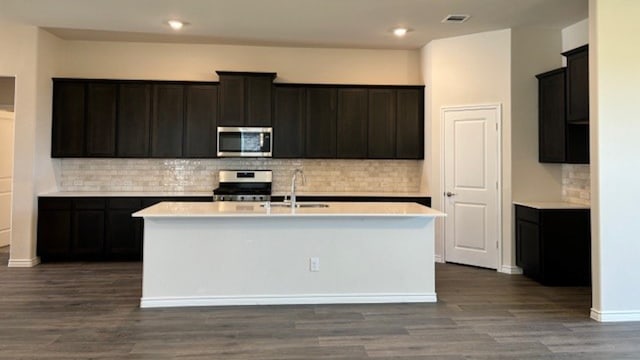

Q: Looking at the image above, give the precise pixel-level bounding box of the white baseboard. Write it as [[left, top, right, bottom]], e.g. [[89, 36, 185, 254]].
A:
[[434, 254, 444, 263], [141, 293, 438, 308], [8, 257, 41, 268], [591, 308, 640, 322], [499, 265, 523, 274]]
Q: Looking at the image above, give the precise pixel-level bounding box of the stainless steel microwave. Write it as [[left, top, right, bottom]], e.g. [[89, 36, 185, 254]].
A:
[[217, 127, 272, 157]]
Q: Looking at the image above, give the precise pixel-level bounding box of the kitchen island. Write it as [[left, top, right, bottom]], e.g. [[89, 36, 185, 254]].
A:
[[133, 201, 445, 308]]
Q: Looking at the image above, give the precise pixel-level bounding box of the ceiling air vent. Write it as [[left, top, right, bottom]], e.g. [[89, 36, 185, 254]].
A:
[[442, 14, 470, 23]]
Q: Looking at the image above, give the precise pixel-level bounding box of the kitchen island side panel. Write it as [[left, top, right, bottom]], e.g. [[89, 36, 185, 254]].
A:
[[141, 216, 436, 307]]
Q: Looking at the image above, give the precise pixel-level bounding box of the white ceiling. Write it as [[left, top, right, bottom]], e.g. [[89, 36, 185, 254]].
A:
[[0, 0, 588, 50]]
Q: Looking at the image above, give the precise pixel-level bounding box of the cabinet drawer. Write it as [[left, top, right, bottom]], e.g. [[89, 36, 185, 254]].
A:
[[515, 205, 540, 224], [74, 198, 107, 210], [109, 198, 142, 210], [39, 198, 72, 210]]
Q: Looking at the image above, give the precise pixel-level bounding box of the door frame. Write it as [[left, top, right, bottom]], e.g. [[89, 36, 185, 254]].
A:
[[440, 103, 503, 271]]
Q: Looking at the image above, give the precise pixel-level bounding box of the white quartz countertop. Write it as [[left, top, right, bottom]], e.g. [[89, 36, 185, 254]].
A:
[[513, 201, 590, 210], [40, 191, 430, 198], [133, 201, 445, 218], [271, 191, 431, 197]]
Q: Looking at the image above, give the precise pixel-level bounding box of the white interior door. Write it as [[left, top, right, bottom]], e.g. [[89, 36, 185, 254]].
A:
[[0, 110, 14, 247], [443, 105, 500, 269]]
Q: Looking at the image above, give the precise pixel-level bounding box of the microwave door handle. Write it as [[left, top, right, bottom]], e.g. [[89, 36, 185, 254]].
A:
[[260, 133, 264, 147]]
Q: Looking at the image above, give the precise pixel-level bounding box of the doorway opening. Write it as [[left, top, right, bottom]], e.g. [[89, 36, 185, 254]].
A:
[[0, 76, 16, 260]]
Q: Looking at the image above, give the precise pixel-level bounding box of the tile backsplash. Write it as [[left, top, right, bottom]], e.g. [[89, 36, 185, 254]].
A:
[[59, 158, 423, 194], [562, 164, 590, 205]]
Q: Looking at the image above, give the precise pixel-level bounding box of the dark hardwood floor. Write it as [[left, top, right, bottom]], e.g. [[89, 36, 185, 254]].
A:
[[1, 246, 640, 359]]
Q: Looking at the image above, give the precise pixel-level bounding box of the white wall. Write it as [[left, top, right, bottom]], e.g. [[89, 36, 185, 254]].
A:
[[0, 110, 13, 247], [421, 29, 511, 265], [34, 30, 61, 197], [510, 27, 564, 204], [57, 40, 421, 84], [0, 23, 60, 266], [589, 0, 640, 322], [563, 19, 589, 53]]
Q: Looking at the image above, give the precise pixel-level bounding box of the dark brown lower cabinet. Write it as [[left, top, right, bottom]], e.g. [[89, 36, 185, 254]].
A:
[[72, 199, 106, 259], [106, 198, 143, 260], [38, 196, 212, 262], [515, 204, 591, 286], [37, 199, 73, 260]]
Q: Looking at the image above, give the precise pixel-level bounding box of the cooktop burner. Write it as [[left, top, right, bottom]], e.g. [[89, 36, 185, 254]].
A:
[[213, 170, 272, 202]]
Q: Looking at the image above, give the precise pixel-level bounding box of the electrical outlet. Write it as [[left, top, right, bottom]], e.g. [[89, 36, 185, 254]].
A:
[[309, 257, 320, 272]]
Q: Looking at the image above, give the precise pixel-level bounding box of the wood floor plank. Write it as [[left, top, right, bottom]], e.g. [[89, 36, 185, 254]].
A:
[[1, 245, 640, 359]]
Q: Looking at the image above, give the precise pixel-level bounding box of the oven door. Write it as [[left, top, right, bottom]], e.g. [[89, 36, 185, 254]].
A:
[[217, 127, 272, 157]]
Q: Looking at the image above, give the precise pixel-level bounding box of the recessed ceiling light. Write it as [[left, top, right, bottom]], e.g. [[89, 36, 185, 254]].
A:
[[167, 20, 189, 30], [393, 27, 411, 37]]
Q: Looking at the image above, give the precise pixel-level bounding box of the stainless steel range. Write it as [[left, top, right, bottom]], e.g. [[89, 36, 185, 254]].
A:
[[213, 170, 272, 202]]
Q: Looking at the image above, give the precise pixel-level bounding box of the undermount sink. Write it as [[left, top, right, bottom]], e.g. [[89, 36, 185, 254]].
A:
[[261, 202, 329, 209]]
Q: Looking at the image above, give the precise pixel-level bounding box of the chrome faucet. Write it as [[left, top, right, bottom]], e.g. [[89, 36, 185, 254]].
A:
[[289, 168, 306, 208]]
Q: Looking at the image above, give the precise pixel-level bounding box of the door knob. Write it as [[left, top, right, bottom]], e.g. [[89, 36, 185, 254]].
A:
[[445, 191, 456, 197]]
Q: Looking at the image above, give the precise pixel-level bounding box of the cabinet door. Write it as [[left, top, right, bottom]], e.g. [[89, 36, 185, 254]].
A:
[[516, 219, 541, 279], [273, 86, 305, 158], [566, 124, 589, 163], [151, 84, 184, 157], [538, 69, 566, 163], [396, 89, 424, 159], [72, 210, 105, 258], [37, 210, 72, 260], [184, 85, 218, 157], [118, 83, 151, 157], [72, 198, 106, 258], [52, 81, 85, 157], [337, 88, 368, 158], [106, 198, 142, 260], [306, 87, 337, 158], [368, 89, 396, 159], [86, 83, 117, 157], [246, 76, 273, 126], [218, 75, 245, 126], [564, 45, 589, 124], [106, 210, 142, 260]]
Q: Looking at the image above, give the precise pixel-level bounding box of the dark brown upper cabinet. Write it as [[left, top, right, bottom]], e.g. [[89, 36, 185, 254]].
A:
[[337, 88, 368, 158], [368, 89, 397, 159], [537, 45, 589, 164], [86, 83, 117, 157], [217, 71, 276, 127], [562, 45, 589, 124], [117, 83, 151, 157], [183, 84, 218, 157], [52, 81, 86, 157], [537, 69, 567, 163], [306, 87, 337, 158], [396, 88, 424, 159], [151, 84, 184, 158], [273, 86, 306, 158], [52, 77, 424, 160]]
